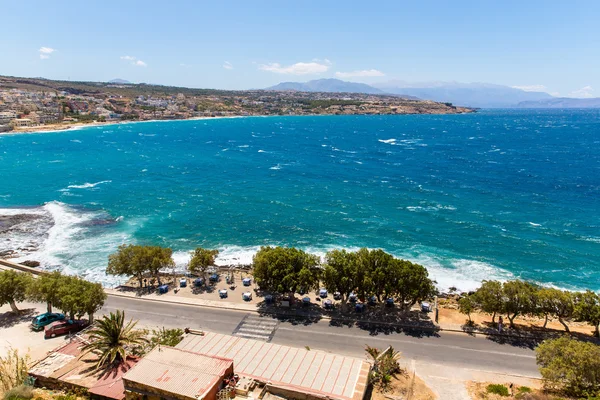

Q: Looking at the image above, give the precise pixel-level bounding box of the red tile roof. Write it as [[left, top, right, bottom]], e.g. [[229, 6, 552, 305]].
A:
[[88, 359, 139, 400]]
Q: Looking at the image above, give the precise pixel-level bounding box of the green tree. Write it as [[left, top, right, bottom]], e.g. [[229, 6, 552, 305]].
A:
[[0, 270, 33, 313], [472, 280, 504, 323], [26, 271, 64, 313], [55, 276, 106, 322], [390, 259, 437, 311], [355, 248, 395, 301], [252, 246, 320, 294], [537, 288, 574, 332], [574, 290, 600, 338], [80, 280, 107, 323], [458, 296, 476, 324], [536, 336, 600, 397], [80, 310, 148, 371], [150, 327, 184, 347], [503, 280, 537, 328], [323, 249, 358, 305], [107, 244, 174, 287], [188, 248, 219, 278]]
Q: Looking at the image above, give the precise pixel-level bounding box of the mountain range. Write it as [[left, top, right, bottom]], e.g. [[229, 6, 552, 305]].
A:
[[267, 79, 598, 108]]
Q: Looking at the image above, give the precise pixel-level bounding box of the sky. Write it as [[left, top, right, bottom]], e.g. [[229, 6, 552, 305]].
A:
[[1, 0, 599, 97]]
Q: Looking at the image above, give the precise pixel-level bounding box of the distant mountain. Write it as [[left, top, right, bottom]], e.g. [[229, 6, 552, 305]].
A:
[[108, 79, 131, 84], [372, 81, 553, 108], [267, 79, 386, 95], [517, 97, 600, 108]]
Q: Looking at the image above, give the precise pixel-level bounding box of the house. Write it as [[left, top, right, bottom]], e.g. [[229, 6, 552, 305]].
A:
[[12, 118, 33, 127]]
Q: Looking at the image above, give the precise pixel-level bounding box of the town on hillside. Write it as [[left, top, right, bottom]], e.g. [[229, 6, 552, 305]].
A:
[[0, 76, 474, 133]]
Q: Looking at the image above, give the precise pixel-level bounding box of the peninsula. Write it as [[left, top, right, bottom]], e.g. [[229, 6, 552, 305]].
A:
[[0, 75, 474, 133]]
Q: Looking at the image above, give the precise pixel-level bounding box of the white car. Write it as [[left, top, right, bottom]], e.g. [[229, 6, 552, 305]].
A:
[[218, 289, 228, 298], [242, 292, 252, 301]]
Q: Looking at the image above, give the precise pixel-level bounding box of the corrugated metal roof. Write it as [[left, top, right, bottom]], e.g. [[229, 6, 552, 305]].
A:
[[122, 346, 233, 400], [176, 332, 370, 400]]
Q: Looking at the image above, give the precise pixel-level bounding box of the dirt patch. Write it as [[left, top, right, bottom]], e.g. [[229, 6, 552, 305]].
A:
[[372, 371, 436, 400]]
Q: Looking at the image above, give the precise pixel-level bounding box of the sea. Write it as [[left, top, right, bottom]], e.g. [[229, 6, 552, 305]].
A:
[[0, 109, 599, 291]]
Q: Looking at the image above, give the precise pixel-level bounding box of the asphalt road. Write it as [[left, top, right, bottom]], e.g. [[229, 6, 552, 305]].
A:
[[102, 295, 540, 378]]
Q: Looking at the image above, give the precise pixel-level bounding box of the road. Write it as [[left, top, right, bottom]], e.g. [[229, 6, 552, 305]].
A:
[[102, 295, 539, 379]]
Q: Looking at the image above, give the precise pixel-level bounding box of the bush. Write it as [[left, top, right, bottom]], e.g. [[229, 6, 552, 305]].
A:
[[536, 336, 600, 397], [486, 384, 509, 396], [3, 385, 33, 400]]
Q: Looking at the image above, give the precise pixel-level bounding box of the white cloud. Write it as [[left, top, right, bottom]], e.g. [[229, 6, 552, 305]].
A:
[[39, 47, 55, 59], [258, 61, 330, 75], [568, 85, 594, 98], [223, 61, 233, 70], [120, 55, 147, 67], [335, 69, 385, 78], [512, 84, 547, 92]]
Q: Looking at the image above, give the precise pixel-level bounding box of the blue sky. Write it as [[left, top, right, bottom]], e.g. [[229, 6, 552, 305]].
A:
[[1, 1, 598, 97]]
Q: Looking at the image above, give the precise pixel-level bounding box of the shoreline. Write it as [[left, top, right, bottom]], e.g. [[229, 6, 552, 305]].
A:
[[0, 111, 475, 136]]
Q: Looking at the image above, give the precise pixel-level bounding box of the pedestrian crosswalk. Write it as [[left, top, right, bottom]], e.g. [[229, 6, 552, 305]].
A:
[[233, 314, 278, 342]]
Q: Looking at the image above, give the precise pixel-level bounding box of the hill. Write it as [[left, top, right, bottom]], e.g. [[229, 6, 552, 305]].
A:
[[517, 97, 600, 108], [267, 79, 388, 96], [373, 81, 553, 108], [108, 78, 131, 84]]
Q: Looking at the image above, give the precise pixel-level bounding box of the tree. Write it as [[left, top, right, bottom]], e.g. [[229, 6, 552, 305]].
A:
[[188, 248, 219, 278], [107, 244, 174, 287], [323, 249, 358, 305], [472, 280, 504, 323], [55, 276, 106, 321], [0, 270, 33, 313], [80, 280, 107, 323], [574, 290, 600, 338], [459, 296, 476, 324], [81, 310, 148, 371], [390, 259, 437, 311], [150, 327, 184, 347], [365, 345, 402, 388], [502, 280, 536, 328], [252, 246, 320, 294], [355, 248, 395, 301], [26, 271, 64, 313], [536, 336, 600, 397], [537, 288, 574, 332]]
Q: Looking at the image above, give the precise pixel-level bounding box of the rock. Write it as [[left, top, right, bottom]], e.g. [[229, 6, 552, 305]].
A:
[[21, 260, 40, 267]]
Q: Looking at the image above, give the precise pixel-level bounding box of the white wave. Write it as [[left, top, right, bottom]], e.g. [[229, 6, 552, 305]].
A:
[[70, 139, 82, 143], [67, 180, 112, 189], [406, 204, 456, 212], [269, 164, 282, 170], [528, 222, 542, 227], [378, 138, 396, 144], [238, 145, 249, 148], [258, 150, 266, 153]]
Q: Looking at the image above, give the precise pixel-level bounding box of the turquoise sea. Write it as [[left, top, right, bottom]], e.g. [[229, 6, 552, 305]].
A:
[[1, 110, 599, 290]]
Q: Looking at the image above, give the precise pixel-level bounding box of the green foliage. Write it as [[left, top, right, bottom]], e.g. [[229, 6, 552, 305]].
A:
[[574, 290, 600, 338], [323, 250, 358, 304], [486, 384, 509, 396], [0, 349, 30, 393], [0, 270, 33, 313], [27, 271, 63, 313], [537, 288, 574, 332], [536, 336, 600, 397], [298, 99, 364, 109], [188, 248, 219, 277], [502, 280, 537, 327], [55, 276, 106, 322], [3, 384, 33, 400], [471, 280, 504, 321], [458, 296, 476, 323], [107, 244, 175, 286], [81, 310, 148, 371], [150, 327, 184, 347], [517, 386, 532, 394], [252, 246, 321, 294], [365, 345, 402, 388]]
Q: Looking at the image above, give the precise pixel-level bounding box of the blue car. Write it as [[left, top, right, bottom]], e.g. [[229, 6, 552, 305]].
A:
[[31, 313, 65, 331]]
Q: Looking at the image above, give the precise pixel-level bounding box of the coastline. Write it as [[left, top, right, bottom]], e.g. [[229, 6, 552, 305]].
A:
[[0, 115, 244, 136]]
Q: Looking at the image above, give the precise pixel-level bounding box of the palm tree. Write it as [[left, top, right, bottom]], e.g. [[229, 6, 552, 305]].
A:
[[81, 310, 148, 370]]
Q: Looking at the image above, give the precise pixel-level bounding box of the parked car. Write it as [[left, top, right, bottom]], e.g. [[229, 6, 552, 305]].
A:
[[219, 289, 228, 298], [355, 303, 365, 313], [386, 298, 395, 307], [348, 293, 357, 303], [333, 292, 342, 300], [179, 278, 187, 288], [302, 296, 311, 306], [158, 284, 169, 294], [209, 274, 219, 283], [31, 313, 65, 331], [319, 288, 328, 298], [194, 278, 205, 287], [264, 294, 274, 304], [242, 292, 252, 301], [368, 296, 377, 306], [242, 278, 252, 286], [44, 319, 88, 339], [421, 302, 431, 312], [323, 299, 333, 310]]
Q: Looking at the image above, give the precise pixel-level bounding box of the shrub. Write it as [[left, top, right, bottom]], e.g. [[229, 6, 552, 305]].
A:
[[486, 384, 509, 396], [536, 336, 600, 397], [518, 386, 532, 393], [3, 384, 33, 400], [0, 349, 30, 393]]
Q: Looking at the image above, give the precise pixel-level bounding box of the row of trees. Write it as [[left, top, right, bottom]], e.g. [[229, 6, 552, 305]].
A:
[[253, 247, 437, 310], [459, 280, 600, 336], [0, 270, 106, 322]]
